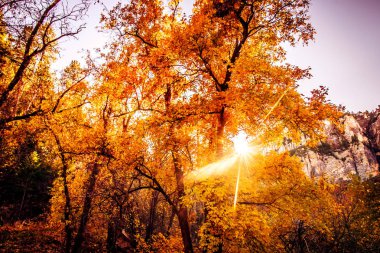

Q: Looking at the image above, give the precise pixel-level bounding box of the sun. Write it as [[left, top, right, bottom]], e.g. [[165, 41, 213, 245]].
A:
[[232, 132, 250, 156]]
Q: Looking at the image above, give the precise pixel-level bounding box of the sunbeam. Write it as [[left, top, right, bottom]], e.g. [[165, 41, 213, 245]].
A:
[[188, 156, 238, 180]]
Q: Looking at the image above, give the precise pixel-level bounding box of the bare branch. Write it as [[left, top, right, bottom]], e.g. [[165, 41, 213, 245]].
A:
[[0, 0, 90, 111]]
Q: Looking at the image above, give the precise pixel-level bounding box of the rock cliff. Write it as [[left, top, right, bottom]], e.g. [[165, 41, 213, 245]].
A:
[[292, 107, 380, 180]]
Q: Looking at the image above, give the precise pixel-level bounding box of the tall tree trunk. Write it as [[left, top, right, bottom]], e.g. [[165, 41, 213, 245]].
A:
[[51, 130, 72, 253], [62, 159, 73, 253], [17, 182, 28, 220], [72, 162, 100, 253], [145, 190, 159, 241], [106, 220, 117, 253], [216, 105, 226, 159], [178, 206, 193, 253], [165, 83, 193, 252], [210, 106, 226, 253], [172, 151, 194, 253], [166, 206, 176, 236]]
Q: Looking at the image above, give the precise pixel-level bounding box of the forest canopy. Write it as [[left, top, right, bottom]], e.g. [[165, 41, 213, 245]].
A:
[[0, 0, 379, 252]]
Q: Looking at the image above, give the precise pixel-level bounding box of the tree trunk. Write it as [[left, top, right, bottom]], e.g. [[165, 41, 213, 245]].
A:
[[62, 159, 73, 253], [106, 220, 117, 253], [51, 130, 72, 253], [216, 106, 226, 159], [72, 162, 100, 253], [206, 106, 226, 253], [145, 190, 159, 241], [166, 206, 176, 236], [17, 182, 28, 220], [177, 206, 193, 253], [172, 152, 193, 253]]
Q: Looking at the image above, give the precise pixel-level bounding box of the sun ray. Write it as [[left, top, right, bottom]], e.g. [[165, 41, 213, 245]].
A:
[[233, 157, 242, 210], [188, 156, 238, 180], [188, 131, 259, 210]]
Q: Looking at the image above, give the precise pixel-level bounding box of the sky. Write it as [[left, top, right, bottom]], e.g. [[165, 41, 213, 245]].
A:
[[286, 0, 380, 112], [53, 0, 380, 113]]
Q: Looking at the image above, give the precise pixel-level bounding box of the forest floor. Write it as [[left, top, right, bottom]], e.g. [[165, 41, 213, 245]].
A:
[[0, 223, 61, 252]]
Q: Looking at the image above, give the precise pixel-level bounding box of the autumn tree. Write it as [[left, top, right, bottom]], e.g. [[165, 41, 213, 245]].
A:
[[0, 0, 90, 125], [0, 1, 91, 233], [0, 0, 351, 252], [99, 0, 341, 252]]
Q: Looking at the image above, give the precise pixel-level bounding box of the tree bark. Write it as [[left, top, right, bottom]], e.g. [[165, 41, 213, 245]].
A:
[[106, 220, 117, 253], [72, 162, 100, 253], [145, 190, 159, 241], [62, 159, 73, 253], [166, 206, 176, 236], [172, 151, 194, 253], [216, 105, 226, 159], [177, 206, 193, 253], [50, 129, 72, 253]]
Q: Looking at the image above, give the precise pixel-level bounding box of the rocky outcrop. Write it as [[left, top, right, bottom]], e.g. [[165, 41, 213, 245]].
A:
[[355, 108, 380, 164], [292, 107, 380, 181]]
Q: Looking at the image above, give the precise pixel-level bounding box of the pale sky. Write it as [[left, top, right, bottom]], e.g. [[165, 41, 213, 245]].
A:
[[53, 0, 380, 112], [287, 0, 380, 112]]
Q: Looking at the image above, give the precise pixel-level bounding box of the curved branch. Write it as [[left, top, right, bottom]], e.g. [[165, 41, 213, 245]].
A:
[[134, 164, 178, 214]]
